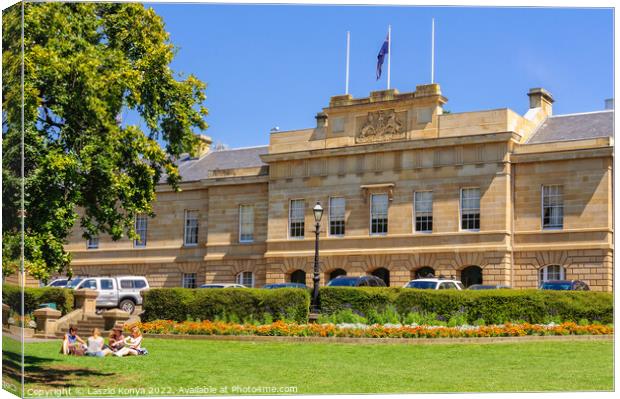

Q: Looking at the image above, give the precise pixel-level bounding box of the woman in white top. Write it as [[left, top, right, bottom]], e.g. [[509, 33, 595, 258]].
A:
[[114, 326, 143, 357], [85, 328, 105, 357]]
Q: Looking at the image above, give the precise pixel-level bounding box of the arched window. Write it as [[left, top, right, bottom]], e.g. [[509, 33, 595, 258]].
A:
[[414, 267, 435, 279], [460, 266, 483, 287], [370, 267, 390, 286], [539, 265, 565, 283], [236, 271, 254, 287], [290, 269, 306, 285], [328, 268, 347, 282]]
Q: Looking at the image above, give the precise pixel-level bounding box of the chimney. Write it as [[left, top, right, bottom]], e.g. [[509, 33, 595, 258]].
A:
[[528, 88, 554, 116], [195, 134, 212, 157], [315, 112, 327, 128], [605, 98, 614, 110]]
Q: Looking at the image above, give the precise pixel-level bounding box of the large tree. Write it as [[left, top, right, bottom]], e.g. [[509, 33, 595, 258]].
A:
[[2, 2, 208, 281]]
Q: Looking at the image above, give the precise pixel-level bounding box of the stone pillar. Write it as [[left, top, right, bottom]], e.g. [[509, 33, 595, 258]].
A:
[[74, 289, 99, 315], [2, 303, 10, 327], [33, 307, 61, 335], [102, 308, 131, 331]]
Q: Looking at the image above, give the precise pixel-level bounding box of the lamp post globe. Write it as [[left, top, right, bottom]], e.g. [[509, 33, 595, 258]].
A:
[[313, 202, 324, 223]]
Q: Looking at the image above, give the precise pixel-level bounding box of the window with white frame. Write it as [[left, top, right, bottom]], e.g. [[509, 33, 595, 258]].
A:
[[542, 185, 563, 229], [539, 265, 566, 283], [414, 191, 433, 233], [289, 199, 305, 238], [370, 193, 388, 235], [236, 271, 254, 287], [182, 273, 197, 288], [87, 236, 99, 249], [134, 214, 148, 247], [461, 188, 480, 231], [329, 197, 345, 236], [239, 205, 254, 243], [184, 210, 199, 246]]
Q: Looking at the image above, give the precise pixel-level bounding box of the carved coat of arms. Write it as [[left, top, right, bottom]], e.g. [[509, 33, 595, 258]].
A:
[[356, 109, 405, 143]]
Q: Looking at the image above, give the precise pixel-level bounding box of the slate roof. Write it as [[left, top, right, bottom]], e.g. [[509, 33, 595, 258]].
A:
[[171, 145, 269, 182], [527, 110, 614, 144]]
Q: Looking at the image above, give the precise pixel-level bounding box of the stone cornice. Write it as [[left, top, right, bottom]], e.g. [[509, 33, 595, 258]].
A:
[[510, 146, 612, 164], [261, 132, 519, 163]]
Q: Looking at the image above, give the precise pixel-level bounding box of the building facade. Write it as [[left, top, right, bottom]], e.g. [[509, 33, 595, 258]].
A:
[[63, 84, 614, 291]]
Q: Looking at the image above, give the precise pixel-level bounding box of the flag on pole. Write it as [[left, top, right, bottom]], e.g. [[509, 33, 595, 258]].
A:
[[376, 32, 389, 80]]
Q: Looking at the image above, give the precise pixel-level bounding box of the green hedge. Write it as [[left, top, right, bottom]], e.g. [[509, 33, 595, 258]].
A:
[[2, 284, 74, 315], [319, 287, 401, 316], [142, 288, 310, 323], [319, 287, 613, 324]]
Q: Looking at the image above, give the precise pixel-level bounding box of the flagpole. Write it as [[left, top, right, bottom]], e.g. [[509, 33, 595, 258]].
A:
[[345, 31, 350, 94], [387, 25, 391, 89], [431, 18, 435, 84]]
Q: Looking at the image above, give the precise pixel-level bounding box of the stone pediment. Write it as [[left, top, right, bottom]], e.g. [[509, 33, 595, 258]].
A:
[[356, 109, 406, 144]]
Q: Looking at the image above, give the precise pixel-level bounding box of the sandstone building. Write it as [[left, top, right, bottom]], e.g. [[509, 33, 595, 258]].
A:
[[64, 84, 614, 291]]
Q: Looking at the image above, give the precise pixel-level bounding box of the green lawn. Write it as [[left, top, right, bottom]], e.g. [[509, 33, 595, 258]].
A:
[[2, 336, 613, 395]]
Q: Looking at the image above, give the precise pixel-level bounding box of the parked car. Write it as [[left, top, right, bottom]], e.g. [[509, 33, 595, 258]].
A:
[[326, 275, 387, 287], [46, 278, 69, 288], [403, 278, 465, 290], [468, 284, 511, 290], [540, 280, 590, 291], [199, 283, 247, 289], [66, 276, 149, 314], [263, 283, 307, 289]]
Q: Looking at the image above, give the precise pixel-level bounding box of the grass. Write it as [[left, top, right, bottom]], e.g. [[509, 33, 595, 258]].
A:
[[2, 335, 613, 395]]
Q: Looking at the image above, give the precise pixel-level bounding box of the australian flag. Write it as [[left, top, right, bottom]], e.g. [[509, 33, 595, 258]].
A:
[[376, 33, 389, 80]]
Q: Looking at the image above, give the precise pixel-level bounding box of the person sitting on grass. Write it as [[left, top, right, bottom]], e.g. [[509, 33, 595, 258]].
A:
[[61, 326, 86, 355], [115, 326, 146, 357], [85, 328, 105, 357], [103, 327, 125, 356]]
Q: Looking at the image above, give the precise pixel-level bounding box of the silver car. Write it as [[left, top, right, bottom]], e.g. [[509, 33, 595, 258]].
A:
[[67, 276, 149, 314]]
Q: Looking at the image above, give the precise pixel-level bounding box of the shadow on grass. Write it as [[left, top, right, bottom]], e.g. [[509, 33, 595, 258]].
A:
[[3, 345, 115, 388]]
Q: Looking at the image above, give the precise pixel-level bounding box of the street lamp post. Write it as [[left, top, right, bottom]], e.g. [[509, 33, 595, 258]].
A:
[[311, 201, 324, 313]]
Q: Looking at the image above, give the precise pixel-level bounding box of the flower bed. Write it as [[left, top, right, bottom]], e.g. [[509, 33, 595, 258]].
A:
[[137, 320, 613, 339]]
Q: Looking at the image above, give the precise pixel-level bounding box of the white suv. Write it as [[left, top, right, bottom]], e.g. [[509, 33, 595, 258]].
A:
[[404, 278, 465, 290], [67, 276, 149, 314]]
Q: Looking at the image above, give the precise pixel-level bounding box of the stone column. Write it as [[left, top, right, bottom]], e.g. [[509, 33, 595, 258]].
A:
[[33, 307, 62, 336], [102, 308, 131, 331], [74, 289, 99, 315]]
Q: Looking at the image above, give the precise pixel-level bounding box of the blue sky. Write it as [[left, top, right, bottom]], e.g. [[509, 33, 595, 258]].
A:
[[144, 4, 613, 149]]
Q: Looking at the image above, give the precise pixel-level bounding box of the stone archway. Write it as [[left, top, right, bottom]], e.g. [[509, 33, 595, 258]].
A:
[[289, 269, 307, 285], [370, 267, 390, 286], [326, 268, 347, 283], [413, 266, 435, 279], [460, 266, 483, 287]]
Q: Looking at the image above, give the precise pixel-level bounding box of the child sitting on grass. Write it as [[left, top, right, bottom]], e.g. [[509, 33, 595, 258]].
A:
[[103, 327, 125, 356], [114, 326, 147, 357], [85, 328, 105, 357], [61, 326, 86, 355]]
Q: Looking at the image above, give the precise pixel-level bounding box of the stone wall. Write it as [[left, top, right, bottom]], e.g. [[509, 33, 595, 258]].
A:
[[513, 250, 612, 292]]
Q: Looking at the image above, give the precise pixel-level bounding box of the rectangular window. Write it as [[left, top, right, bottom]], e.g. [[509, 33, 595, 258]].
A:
[[182, 273, 197, 289], [414, 191, 433, 233], [100, 279, 114, 290], [239, 205, 254, 243], [370, 193, 388, 235], [461, 188, 480, 231], [236, 271, 254, 288], [87, 236, 99, 249], [120, 280, 133, 289], [329, 197, 345, 236], [134, 214, 148, 247], [542, 185, 563, 229], [289, 199, 305, 238], [184, 210, 199, 246]]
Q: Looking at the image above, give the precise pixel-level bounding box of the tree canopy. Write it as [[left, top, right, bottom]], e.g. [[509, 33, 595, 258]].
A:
[[2, 2, 208, 281]]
